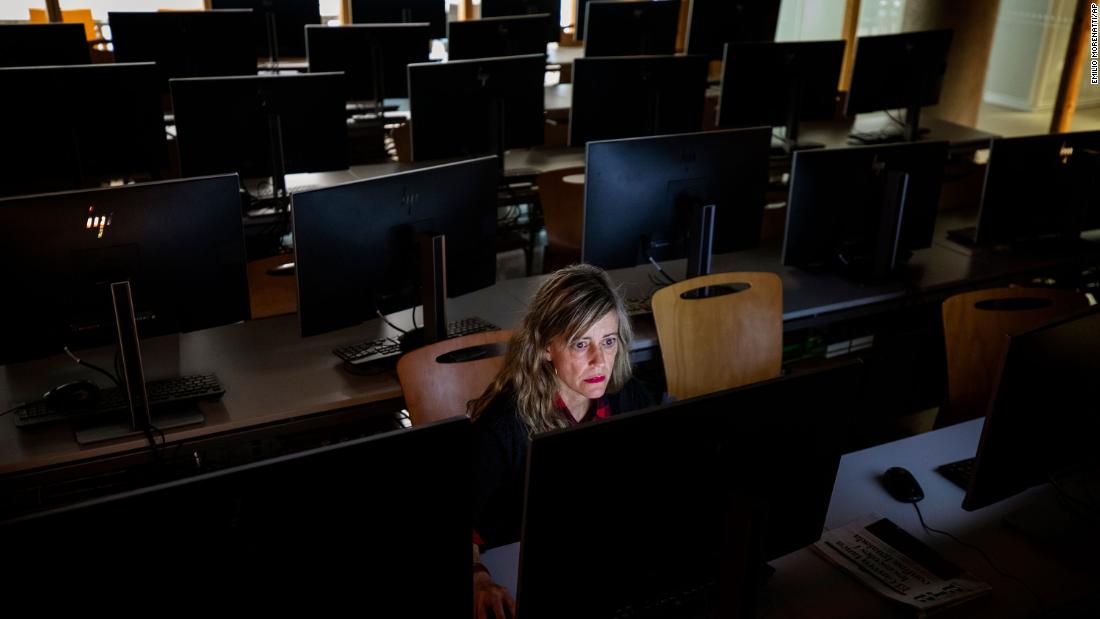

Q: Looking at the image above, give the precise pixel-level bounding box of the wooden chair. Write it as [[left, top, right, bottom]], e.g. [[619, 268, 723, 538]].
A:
[[537, 165, 585, 272], [938, 287, 1089, 429], [396, 329, 513, 426], [652, 272, 783, 400], [28, 8, 99, 41]]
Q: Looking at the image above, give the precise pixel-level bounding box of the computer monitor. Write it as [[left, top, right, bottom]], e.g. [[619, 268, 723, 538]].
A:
[[583, 0, 680, 57], [950, 131, 1100, 247], [0, 23, 90, 67], [349, 0, 447, 39], [0, 175, 249, 366], [517, 360, 863, 619], [480, 0, 561, 43], [291, 156, 498, 345], [2, 417, 472, 610], [171, 72, 349, 206], [684, 0, 781, 60], [108, 10, 257, 92], [306, 23, 431, 103], [845, 29, 954, 143], [447, 14, 551, 60], [958, 305, 1100, 511], [0, 63, 167, 199], [782, 140, 948, 282], [408, 54, 545, 164], [582, 128, 771, 278], [211, 0, 322, 60], [719, 40, 845, 152], [569, 55, 709, 146], [575, 0, 593, 41]]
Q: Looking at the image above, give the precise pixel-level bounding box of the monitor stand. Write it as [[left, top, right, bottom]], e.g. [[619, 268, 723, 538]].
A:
[[835, 169, 911, 284], [398, 233, 448, 352], [773, 78, 824, 155], [74, 281, 203, 445]]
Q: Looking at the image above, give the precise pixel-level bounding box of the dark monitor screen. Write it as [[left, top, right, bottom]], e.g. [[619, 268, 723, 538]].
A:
[[971, 131, 1100, 246], [447, 14, 551, 60], [171, 72, 349, 179], [0, 23, 90, 67], [685, 0, 781, 60], [718, 40, 844, 130], [583, 0, 680, 57], [570, 55, 709, 146], [306, 23, 431, 101], [291, 157, 498, 337], [0, 63, 167, 199], [518, 361, 863, 618], [480, 0, 561, 43], [349, 0, 447, 39], [3, 417, 472, 609], [211, 0, 322, 59], [108, 10, 257, 91], [963, 305, 1100, 511], [408, 54, 545, 162], [783, 141, 948, 280], [583, 128, 771, 270], [845, 29, 953, 117], [0, 175, 249, 365]]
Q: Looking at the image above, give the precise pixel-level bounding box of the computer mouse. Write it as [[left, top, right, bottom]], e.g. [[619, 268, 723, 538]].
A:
[[43, 379, 101, 411], [881, 466, 924, 503]]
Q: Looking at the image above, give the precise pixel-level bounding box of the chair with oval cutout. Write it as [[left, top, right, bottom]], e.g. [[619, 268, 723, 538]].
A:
[[537, 165, 586, 273], [938, 287, 1089, 429], [396, 329, 513, 426], [651, 272, 782, 400]]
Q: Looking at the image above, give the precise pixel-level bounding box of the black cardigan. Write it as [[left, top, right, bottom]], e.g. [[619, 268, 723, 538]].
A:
[[472, 377, 656, 549]]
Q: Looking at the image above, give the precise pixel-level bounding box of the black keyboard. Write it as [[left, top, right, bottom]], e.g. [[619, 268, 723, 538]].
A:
[[333, 317, 501, 366], [611, 580, 715, 619], [13, 374, 225, 429], [937, 457, 975, 490]]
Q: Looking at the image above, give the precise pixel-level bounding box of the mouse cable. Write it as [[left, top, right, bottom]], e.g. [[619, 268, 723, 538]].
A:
[[0, 404, 28, 418], [64, 347, 121, 388], [376, 308, 407, 335], [910, 501, 1045, 610], [648, 256, 678, 286]]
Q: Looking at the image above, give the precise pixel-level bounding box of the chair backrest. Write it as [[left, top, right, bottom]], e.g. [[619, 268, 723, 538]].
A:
[[652, 271, 782, 400], [29, 8, 99, 41], [396, 329, 513, 426], [537, 165, 585, 272], [939, 286, 1089, 428]]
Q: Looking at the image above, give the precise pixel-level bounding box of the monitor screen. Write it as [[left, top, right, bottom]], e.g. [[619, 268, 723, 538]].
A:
[[685, 0, 780, 60], [408, 54, 546, 162], [2, 417, 472, 610], [845, 29, 954, 117], [570, 55, 709, 146], [782, 140, 948, 279], [211, 0, 322, 59], [972, 131, 1100, 246], [0, 63, 167, 199], [719, 40, 844, 129], [583, 128, 771, 270], [306, 23, 432, 101], [963, 305, 1100, 511], [583, 0, 680, 57], [349, 0, 447, 39], [171, 72, 349, 179], [0, 23, 89, 67], [108, 10, 257, 92], [480, 0, 561, 43], [0, 175, 249, 365], [291, 156, 498, 337], [447, 14, 551, 60], [517, 360, 863, 618]]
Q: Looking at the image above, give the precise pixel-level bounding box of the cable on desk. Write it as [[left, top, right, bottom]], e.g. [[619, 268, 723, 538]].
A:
[[910, 501, 1045, 611], [0, 404, 26, 418], [65, 346, 121, 388], [376, 308, 407, 335]]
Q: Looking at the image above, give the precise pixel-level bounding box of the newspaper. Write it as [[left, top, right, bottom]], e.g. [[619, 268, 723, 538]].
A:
[[813, 514, 992, 616]]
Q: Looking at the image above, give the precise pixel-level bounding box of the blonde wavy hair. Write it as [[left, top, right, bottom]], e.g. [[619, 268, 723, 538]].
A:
[[468, 264, 634, 435]]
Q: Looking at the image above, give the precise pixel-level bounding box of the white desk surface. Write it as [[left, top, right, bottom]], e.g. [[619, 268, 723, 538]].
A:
[[483, 418, 1100, 617]]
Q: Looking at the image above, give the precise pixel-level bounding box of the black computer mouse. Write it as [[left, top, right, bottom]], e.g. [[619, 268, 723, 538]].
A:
[[43, 379, 101, 410], [881, 466, 924, 503]]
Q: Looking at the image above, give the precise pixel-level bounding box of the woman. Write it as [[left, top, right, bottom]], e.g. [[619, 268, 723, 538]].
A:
[[469, 264, 655, 619]]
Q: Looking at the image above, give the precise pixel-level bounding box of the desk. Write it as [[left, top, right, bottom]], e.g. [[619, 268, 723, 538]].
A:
[[483, 418, 1100, 617]]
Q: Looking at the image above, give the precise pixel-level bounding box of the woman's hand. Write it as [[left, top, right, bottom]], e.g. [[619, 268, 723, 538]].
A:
[[474, 569, 517, 619]]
